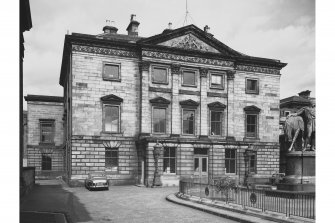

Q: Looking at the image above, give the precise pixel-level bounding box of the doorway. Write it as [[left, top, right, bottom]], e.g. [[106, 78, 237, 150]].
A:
[[193, 148, 208, 183]]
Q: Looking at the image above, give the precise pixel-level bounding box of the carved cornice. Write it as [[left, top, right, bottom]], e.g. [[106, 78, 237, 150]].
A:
[[179, 99, 199, 107], [149, 86, 172, 93], [139, 61, 150, 72], [101, 94, 123, 104], [142, 50, 234, 67], [208, 102, 226, 110], [226, 70, 236, 80], [179, 89, 200, 96], [149, 97, 171, 107], [72, 45, 137, 58], [236, 64, 280, 75], [171, 64, 181, 74], [199, 68, 208, 78], [244, 105, 261, 113]]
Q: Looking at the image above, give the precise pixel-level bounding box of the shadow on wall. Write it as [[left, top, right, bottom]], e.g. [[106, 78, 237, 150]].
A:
[[20, 183, 91, 223]]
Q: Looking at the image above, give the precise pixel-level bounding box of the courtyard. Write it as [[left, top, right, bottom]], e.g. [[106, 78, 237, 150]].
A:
[[20, 180, 238, 223]]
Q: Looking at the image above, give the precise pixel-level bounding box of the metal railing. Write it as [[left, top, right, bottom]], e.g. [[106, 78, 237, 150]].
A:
[[179, 179, 315, 219]]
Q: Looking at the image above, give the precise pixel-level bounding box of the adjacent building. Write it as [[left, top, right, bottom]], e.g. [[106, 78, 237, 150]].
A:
[[25, 95, 65, 178], [57, 15, 286, 187]]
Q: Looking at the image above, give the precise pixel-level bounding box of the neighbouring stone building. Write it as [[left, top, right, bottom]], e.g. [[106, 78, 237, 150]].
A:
[[24, 95, 65, 178], [54, 15, 287, 187]]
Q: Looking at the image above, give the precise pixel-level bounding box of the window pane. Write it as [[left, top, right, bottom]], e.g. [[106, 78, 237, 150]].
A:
[[211, 74, 223, 86], [169, 147, 176, 157], [194, 158, 199, 171], [105, 148, 118, 171], [183, 71, 196, 85], [104, 64, 119, 79], [153, 67, 167, 83], [105, 106, 119, 132], [163, 147, 169, 157], [170, 158, 176, 173], [247, 79, 257, 91], [42, 154, 52, 170], [40, 121, 54, 143], [229, 160, 235, 173], [153, 108, 166, 133], [183, 110, 195, 134], [163, 158, 169, 172], [202, 158, 207, 172]]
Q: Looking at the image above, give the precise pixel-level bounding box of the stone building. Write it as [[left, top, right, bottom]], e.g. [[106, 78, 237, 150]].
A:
[[59, 15, 286, 186], [24, 95, 65, 178]]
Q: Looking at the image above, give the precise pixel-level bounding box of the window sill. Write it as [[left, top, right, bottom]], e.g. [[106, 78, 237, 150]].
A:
[[152, 81, 169, 85], [100, 131, 123, 136], [103, 78, 121, 82], [181, 84, 197, 88], [245, 91, 259, 95], [162, 173, 177, 176], [210, 86, 225, 90], [39, 142, 55, 146]]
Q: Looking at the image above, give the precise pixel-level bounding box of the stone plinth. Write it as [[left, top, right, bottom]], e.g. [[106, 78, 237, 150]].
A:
[[277, 151, 315, 191]]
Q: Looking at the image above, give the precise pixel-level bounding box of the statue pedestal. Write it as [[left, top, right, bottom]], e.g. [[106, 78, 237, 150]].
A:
[[277, 151, 315, 191]]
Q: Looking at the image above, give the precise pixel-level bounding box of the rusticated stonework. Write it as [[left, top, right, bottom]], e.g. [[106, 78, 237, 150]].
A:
[[142, 50, 234, 67], [158, 34, 220, 53], [236, 65, 280, 75], [72, 45, 137, 58]]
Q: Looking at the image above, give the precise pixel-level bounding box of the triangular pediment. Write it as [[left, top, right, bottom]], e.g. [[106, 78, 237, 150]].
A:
[[180, 99, 199, 107], [149, 97, 170, 105], [158, 34, 220, 53], [208, 102, 226, 110], [138, 25, 242, 57], [244, 105, 261, 112], [101, 94, 123, 103]]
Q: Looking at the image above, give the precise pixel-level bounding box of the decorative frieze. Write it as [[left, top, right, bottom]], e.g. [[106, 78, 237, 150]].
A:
[[72, 45, 137, 58], [236, 64, 280, 75], [142, 50, 234, 67]]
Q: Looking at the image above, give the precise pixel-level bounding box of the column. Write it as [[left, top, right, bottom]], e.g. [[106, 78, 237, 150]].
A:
[[226, 70, 236, 139], [171, 64, 181, 135], [200, 68, 208, 136], [139, 61, 151, 134]]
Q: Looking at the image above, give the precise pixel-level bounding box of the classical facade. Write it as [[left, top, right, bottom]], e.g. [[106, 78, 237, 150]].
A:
[[59, 15, 286, 186], [25, 95, 65, 178]]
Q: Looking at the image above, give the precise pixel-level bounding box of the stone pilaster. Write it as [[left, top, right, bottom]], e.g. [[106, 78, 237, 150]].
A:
[[200, 68, 208, 136], [227, 70, 236, 138], [171, 64, 181, 135], [139, 61, 151, 134]]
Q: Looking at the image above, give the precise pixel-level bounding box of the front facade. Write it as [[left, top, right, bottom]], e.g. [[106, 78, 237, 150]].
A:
[[59, 16, 286, 186], [25, 95, 65, 178]]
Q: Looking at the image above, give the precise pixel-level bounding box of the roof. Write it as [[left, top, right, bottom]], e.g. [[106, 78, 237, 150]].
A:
[[280, 96, 312, 107], [60, 24, 287, 86], [24, 94, 63, 103]]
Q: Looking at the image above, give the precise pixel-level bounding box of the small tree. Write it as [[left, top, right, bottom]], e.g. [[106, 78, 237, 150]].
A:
[[214, 176, 237, 202]]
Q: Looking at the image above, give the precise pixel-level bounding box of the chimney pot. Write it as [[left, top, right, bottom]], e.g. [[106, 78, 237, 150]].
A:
[[127, 14, 140, 36], [204, 25, 210, 33], [168, 22, 172, 30]]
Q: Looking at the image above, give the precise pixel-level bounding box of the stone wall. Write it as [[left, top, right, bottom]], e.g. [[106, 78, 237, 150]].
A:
[[27, 101, 64, 146], [69, 135, 138, 186], [71, 51, 140, 137]]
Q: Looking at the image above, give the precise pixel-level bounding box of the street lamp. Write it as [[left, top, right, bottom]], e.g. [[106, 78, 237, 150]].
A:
[[152, 141, 162, 187], [244, 144, 253, 188]]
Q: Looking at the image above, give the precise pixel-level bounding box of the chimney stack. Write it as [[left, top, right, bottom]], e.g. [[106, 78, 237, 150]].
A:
[[298, 90, 311, 99], [126, 14, 140, 36], [103, 20, 118, 34]]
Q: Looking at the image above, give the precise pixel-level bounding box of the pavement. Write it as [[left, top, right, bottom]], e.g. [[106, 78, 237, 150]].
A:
[[20, 179, 314, 223]]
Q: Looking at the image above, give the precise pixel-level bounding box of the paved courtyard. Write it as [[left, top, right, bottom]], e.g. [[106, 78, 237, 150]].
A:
[[21, 180, 238, 223]]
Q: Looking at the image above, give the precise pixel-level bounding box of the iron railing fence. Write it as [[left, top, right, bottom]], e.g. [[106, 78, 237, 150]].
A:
[[179, 179, 315, 219]]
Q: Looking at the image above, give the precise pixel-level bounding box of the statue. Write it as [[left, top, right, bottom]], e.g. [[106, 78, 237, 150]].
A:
[[284, 115, 305, 152], [285, 106, 315, 152]]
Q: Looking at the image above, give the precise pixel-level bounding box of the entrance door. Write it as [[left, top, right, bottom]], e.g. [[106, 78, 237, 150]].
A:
[[193, 148, 209, 183]]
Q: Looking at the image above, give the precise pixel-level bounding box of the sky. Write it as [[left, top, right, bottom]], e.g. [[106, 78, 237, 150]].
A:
[[23, 0, 315, 109]]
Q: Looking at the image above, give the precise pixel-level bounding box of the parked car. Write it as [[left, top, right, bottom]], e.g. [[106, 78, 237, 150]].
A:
[[85, 172, 109, 191]]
